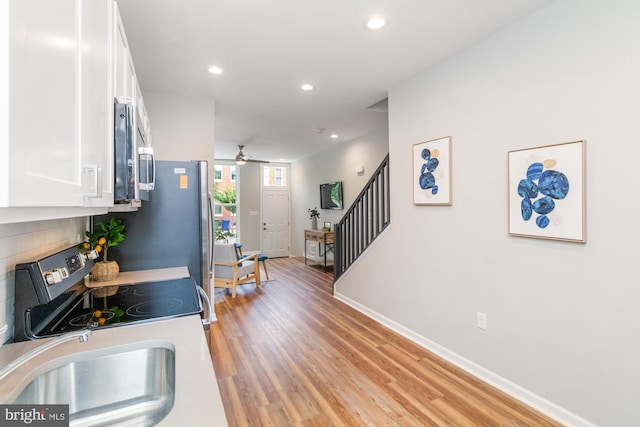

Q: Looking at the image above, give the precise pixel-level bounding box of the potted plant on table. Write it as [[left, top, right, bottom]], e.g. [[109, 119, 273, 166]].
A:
[[308, 207, 320, 230], [80, 218, 125, 282]]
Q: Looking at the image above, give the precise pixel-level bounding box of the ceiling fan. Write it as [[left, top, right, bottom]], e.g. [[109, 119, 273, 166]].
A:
[[232, 145, 270, 165]]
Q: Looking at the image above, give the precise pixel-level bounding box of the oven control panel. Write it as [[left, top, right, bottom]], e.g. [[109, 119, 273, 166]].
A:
[[66, 252, 85, 275], [14, 244, 96, 341], [42, 252, 85, 285]]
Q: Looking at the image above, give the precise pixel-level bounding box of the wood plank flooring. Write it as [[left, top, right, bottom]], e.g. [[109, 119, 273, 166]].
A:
[[209, 257, 561, 427]]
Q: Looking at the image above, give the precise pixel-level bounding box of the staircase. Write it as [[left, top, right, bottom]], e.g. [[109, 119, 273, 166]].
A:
[[334, 154, 390, 285]]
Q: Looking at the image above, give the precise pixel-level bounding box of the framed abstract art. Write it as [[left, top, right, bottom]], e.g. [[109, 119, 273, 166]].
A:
[[508, 140, 586, 243], [413, 136, 452, 205]]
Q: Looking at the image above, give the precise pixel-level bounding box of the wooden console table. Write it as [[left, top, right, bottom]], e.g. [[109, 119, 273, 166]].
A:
[[304, 229, 334, 272]]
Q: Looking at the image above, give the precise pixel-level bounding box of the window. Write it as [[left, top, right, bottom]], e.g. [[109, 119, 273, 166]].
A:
[[213, 163, 237, 243], [263, 166, 287, 187], [275, 168, 282, 186]]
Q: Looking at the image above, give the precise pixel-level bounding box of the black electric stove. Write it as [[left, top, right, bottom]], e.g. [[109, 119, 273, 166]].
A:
[[34, 278, 201, 336], [13, 245, 204, 342]]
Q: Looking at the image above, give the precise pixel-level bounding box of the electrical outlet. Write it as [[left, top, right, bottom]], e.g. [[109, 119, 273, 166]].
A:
[[477, 312, 487, 330]]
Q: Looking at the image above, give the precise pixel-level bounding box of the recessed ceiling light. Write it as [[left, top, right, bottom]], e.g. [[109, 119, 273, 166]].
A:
[[330, 134, 338, 139], [301, 83, 314, 91], [366, 15, 387, 30], [207, 66, 223, 75]]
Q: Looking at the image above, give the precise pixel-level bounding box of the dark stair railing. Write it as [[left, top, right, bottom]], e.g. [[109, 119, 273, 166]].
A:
[[334, 154, 390, 285]]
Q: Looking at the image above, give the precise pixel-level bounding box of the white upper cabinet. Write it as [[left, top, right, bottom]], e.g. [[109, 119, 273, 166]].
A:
[[1, 0, 113, 208], [135, 79, 152, 147], [113, 2, 136, 105], [81, 0, 114, 208], [113, 2, 151, 146], [113, 2, 151, 147]]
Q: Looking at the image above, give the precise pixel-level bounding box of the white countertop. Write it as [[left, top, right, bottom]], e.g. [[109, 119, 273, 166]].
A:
[[85, 266, 190, 288], [0, 315, 228, 426]]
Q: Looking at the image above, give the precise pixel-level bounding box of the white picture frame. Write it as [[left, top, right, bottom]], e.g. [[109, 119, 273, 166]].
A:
[[412, 136, 452, 206], [508, 140, 586, 243]]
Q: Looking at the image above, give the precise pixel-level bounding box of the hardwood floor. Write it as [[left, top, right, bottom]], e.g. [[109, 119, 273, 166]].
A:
[[209, 257, 561, 427]]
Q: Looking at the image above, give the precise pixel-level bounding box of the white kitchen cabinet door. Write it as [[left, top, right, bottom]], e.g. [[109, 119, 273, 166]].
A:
[[114, 2, 151, 147], [4, 0, 83, 207], [80, 0, 114, 207], [112, 3, 128, 103], [1, 0, 113, 208], [135, 79, 152, 147], [112, 2, 136, 105]]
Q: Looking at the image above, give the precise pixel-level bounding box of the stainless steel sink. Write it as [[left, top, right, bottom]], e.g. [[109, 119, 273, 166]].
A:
[[13, 346, 175, 427]]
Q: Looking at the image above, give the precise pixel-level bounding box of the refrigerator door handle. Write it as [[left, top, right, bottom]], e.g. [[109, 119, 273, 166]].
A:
[[197, 285, 213, 328], [208, 192, 215, 269]]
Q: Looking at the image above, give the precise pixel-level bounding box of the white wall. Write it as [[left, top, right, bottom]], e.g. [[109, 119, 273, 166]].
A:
[[0, 218, 87, 344], [291, 126, 389, 256], [142, 91, 215, 183], [335, 1, 639, 425], [237, 162, 261, 252]]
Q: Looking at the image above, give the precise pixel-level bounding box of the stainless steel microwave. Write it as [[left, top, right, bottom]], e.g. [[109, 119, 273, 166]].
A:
[[113, 101, 155, 208]]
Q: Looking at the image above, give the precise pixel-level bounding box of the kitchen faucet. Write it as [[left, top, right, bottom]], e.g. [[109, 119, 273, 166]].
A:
[[0, 329, 92, 382]]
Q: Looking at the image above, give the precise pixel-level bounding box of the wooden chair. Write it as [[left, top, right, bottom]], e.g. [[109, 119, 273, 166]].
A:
[[234, 243, 270, 280], [213, 243, 261, 298]]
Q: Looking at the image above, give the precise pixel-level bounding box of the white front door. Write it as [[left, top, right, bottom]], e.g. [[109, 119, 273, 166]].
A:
[[262, 189, 290, 258], [261, 164, 290, 258]]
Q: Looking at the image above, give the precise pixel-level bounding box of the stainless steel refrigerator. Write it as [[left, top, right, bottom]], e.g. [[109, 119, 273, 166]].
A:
[[95, 160, 212, 294]]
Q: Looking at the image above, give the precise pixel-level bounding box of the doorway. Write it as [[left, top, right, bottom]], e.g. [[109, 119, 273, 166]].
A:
[[261, 164, 290, 258], [213, 163, 237, 244]]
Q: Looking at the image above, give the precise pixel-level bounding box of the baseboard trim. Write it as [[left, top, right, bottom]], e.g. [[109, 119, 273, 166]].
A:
[[332, 292, 597, 427]]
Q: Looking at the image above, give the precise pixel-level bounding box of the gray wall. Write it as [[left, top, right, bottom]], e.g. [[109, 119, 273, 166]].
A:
[[335, 1, 639, 426], [291, 126, 389, 256]]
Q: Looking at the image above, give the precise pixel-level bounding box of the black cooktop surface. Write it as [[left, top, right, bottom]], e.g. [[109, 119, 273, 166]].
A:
[[31, 277, 202, 336]]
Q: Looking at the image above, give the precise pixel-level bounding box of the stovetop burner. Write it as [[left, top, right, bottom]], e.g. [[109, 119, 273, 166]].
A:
[[126, 298, 184, 317], [132, 281, 181, 297], [69, 310, 116, 327]]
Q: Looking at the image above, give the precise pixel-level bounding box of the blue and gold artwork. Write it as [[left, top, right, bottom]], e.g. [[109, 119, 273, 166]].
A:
[[418, 148, 440, 195], [508, 140, 585, 242], [413, 136, 452, 206], [517, 160, 569, 229]]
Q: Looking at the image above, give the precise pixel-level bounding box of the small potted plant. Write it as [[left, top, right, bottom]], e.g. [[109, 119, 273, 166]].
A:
[[308, 207, 320, 230], [215, 228, 235, 243], [80, 218, 125, 282]]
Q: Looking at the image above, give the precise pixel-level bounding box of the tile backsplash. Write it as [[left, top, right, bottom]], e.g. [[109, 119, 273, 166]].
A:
[[0, 217, 87, 344]]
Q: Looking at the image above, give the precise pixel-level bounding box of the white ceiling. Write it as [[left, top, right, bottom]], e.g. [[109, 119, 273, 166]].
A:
[[117, 0, 555, 163]]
